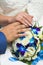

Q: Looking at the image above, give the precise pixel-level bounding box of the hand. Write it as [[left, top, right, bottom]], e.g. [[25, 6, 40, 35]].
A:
[[0, 12, 33, 27], [1, 22, 29, 42], [15, 12, 33, 27], [8, 12, 33, 27]]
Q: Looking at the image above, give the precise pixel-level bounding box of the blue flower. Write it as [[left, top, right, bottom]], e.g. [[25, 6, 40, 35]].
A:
[[19, 46, 26, 56], [29, 37, 35, 43], [32, 57, 40, 65], [16, 43, 23, 48], [25, 37, 38, 49], [29, 26, 40, 34], [19, 36, 25, 40], [32, 29, 38, 34], [14, 50, 19, 57], [40, 42, 43, 46], [37, 50, 43, 60], [19, 32, 25, 40], [9, 57, 19, 62], [16, 43, 26, 56], [31, 27, 40, 34], [36, 28, 40, 31], [32, 50, 43, 65]]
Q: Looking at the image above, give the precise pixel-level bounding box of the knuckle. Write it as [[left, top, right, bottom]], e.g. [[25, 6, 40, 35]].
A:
[[21, 29, 23, 31], [21, 25, 23, 28], [19, 29, 23, 32]]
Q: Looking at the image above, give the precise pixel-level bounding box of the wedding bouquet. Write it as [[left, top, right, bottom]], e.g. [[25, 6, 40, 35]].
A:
[[12, 25, 43, 65]]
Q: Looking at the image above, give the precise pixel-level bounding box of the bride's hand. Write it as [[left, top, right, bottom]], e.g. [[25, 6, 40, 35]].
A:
[[9, 12, 33, 27]]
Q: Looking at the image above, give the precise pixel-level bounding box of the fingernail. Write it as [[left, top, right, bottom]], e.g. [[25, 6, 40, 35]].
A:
[[28, 23, 32, 26], [25, 23, 28, 26]]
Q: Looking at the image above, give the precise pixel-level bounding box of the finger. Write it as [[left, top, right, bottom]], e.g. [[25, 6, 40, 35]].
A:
[[23, 12, 33, 20], [23, 13, 33, 25], [18, 18, 28, 26], [23, 15, 32, 25], [16, 25, 26, 30], [21, 17, 31, 26], [11, 22, 20, 26], [16, 33, 27, 38], [17, 28, 29, 33], [16, 15, 28, 26]]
